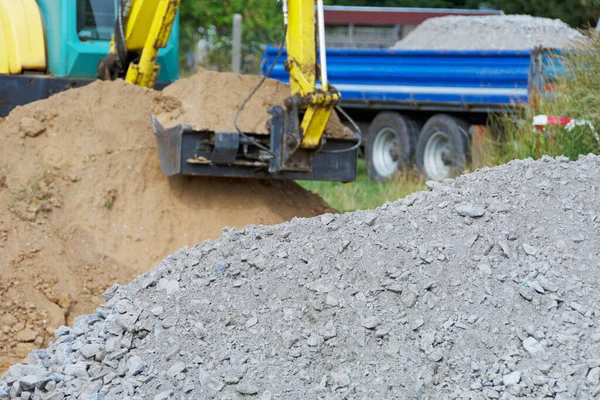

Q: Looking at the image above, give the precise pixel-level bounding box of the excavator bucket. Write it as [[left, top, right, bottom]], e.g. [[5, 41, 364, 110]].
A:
[[151, 107, 358, 182]]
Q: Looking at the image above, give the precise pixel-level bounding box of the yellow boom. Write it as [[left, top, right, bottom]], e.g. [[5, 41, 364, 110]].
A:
[[98, 0, 180, 88], [286, 0, 339, 149]]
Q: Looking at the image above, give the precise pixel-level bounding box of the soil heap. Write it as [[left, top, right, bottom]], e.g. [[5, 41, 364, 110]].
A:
[[155, 68, 350, 137], [392, 15, 585, 50], [2, 155, 599, 399], [0, 74, 333, 370]]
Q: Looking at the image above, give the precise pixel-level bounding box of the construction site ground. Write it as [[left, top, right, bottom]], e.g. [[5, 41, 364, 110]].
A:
[[2, 14, 600, 398], [0, 71, 339, 371], [2, 154, 600, 399]]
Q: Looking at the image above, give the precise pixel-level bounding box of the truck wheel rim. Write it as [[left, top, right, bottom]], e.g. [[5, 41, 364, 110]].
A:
[[373, 127, 401, 178], [424, 131, 452, 181]]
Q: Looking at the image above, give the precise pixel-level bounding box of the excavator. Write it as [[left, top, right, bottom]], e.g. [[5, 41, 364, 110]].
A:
[[0, 0, 358, 182]]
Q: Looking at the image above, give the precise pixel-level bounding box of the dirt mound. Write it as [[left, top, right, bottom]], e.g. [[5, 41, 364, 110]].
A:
[[392, 15, 585, 50], [155, 68, 351, 137], [0, 79, 332, 369]]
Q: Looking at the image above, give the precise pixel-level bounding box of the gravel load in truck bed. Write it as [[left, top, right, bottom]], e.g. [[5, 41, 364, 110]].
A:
[[2, 155, 600, 399], [392, 15, 585, 50]]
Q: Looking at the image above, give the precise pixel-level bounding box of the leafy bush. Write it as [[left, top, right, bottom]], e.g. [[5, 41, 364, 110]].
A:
[[493, 32, 600, 163]]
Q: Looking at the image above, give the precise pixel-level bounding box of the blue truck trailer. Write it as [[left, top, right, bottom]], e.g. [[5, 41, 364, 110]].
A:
[[262, 46, 557, 181]]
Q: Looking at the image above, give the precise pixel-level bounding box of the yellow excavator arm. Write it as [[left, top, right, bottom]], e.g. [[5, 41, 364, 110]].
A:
[[123, 0, 180, 87], [103, 0, 356, 182], [97, 0, 180, 88], [100, 0, 338, 149], [285, 0, 339, 149]]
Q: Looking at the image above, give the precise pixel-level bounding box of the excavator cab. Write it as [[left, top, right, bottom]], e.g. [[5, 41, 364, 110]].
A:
[[76, 0, 115, 41], [36, 0, 179, 81], [0, 0, 179, 116]]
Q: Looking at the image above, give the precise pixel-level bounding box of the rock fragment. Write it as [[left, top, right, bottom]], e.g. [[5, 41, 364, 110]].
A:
[[245, 317, 258, 328], [331, 371, 350, 388], [126, 356, 145, 376], [20, 117, 46, 137], [523, 243, 538, 256], [503, 371, 521, 386], [427, 349, 444, 362], [360, 317, 380, 329], [236, 381, 259, 395], [455, 202, 486, 218], [588, 367, 600, 384], [166, 362, 186, 378], [523, 337, 545, 356], [15, 329, 36, 343]]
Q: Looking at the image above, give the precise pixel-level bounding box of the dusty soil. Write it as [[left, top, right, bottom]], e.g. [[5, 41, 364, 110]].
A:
[[155, 68, 351, 137], [0, 78, 333, 370]]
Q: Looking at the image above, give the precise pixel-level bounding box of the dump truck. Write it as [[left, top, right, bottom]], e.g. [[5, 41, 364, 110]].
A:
[[262, 46, 560, 181]]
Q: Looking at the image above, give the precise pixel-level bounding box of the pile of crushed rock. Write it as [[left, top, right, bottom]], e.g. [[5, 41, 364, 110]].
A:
[[1, 155, 600, 399], [392, 15, 585, 50]]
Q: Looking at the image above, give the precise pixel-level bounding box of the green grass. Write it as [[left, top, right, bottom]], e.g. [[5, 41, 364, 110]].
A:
[[493, 33, 600, 162], [299, 160, 426, 212]]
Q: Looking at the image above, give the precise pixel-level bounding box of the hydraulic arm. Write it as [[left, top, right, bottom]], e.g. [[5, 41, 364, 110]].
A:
[[103, 0, 358, 182], [283, 0, 340, 149], [97, 0, 180, 88]]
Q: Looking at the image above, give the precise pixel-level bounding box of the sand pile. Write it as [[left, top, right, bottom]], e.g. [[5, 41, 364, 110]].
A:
[[155, 68, 350, 137], [1, 155, 599, 399], [392, 15, 585, 50], [0, 76, 332, 369]]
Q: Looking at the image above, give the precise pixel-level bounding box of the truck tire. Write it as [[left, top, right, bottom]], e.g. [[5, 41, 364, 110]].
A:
[[365, 112, 418, 182], [416, 114, 471, 181]]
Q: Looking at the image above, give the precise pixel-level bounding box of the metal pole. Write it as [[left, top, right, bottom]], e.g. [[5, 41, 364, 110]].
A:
[[316, 0, 328, 90], [232, 13, 243, 73]]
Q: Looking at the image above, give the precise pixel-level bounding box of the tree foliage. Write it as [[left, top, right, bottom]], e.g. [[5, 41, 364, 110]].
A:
[[482, 0, 599, 28], [179, 0, 283, 70], [325, 0, 599, 27]]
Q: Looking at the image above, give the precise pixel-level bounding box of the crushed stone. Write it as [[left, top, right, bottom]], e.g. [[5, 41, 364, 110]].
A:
[[392, 15, 586, 50], [2, 154, 600, 399]]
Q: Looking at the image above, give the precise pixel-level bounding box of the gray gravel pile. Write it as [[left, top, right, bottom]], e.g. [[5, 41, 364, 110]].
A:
[[392, 15, 585, 50], [2, 155, 600, 400]]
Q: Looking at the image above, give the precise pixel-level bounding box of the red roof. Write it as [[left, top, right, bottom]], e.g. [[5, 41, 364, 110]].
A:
[[323, 6, 504, 25]]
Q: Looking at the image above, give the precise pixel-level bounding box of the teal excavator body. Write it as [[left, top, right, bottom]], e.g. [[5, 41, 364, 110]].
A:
[[0, 0, 179, 116]]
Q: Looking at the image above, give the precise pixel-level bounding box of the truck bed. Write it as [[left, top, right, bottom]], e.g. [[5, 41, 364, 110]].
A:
[[262, 47, 551, 113]]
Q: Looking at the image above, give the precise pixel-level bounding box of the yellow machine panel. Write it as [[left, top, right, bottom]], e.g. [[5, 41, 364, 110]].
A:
[[0, 0, 46, 74], [100, 0, 180, 88], [125, 0, 163, 50], [124, 0, 180, 87]]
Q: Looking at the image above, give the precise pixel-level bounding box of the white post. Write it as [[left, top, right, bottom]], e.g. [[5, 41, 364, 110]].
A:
[[232, 14, 243, 73], [316, 0, 328, 90], [282, 0, 288, 26]]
